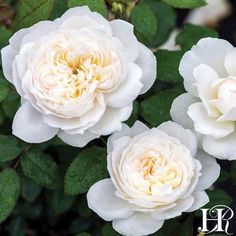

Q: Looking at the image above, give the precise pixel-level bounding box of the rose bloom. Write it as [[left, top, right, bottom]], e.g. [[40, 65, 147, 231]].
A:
[[0, 7, 156, 147], [87, 121, 220, 236], [171, 38, 236, 160]]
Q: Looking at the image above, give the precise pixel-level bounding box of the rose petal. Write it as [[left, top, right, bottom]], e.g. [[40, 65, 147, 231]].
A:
[[107, 136, 132, 183], [87, 179, 133, 221], [158, 121, 198, 157], [195, 150, 220, 190], [13, 102, 58, 143], [170, 93, 200, 129], [59, 15, 100, 30], [1, 45, 16, 83], [113, 212, 164, 236], [218, 107, 236, 121], [9, 28, 29, 51], [57, 130, 99, 147], [59, 6, 112, 35], [203, 133, 236, 160], [59, 6, 92, 21], [44, 94, 106, 132], [21, 21, 57, 46], [110, 19, 139, 62], [194, 64, 221, 117], [89, 104, 133, 135], [188, 102, 234, 138], [186, 191, 209, 212], [105, 63, 143, 108], [224, 48, 236, 76], [179, 38, 233, 96], [107, 121, 149, 153], [152, 196, 194, 220], [136, 43, 157, 94]]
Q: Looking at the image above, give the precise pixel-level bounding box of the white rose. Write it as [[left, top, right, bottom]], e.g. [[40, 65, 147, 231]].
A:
[[171, 37, 236, 160], [87, 121, 220, 236], [0, 6, 156, 147]]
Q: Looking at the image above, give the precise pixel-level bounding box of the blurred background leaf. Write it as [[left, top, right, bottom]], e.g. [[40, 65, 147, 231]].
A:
[[13, 0, 55, 31], [162, 0, 206, 9], [68, 0, 107, 16]]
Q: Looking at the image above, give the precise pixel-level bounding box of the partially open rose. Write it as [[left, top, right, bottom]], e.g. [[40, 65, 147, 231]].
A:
[[1, 6, 156, 146], [171, 38, 236, 160], [87, 121, 220, 236]]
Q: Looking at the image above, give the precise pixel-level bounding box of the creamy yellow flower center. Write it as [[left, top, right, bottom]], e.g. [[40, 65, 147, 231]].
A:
[[51, 48, 107, 99], [24, 31, 125, 117], [136, 153, 182, 196], [120, 132, 194, 202]]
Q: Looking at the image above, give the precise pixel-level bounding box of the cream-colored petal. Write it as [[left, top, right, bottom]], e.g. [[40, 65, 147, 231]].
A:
[[224, 48, 236, 76], [136, 43, 157, 94], [87, 179, 133, 221], [203, 133, 236, 160], [1, 45, 16, 83], [113, 212, 164, 236], [158, 121, 198, 157], [89, 104, 133, 135], [57, 130, 99, 147], [194, 64, 221, 117], [195, 150, 220, 190], [188, 102, 234, 138], [185, 191, 209, 212], [152, 196, 194, 220], [170, 93, 200, 129], [105, 63, 143, 108], [110, 19, 139, 62], [179, 38, 233, 96], [13, 102, 58, 143], [107, 121, 149, 153]]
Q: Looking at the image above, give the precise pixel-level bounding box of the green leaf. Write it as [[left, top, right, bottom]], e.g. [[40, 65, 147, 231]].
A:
[[2, 90, 20, 119], [0, 169, 20, 223], [78, 195, 92, 217], [0, 72, 10, 103], [47, 189, 76, 215], [176, 24, 218, 51], [140, 87, 184, 126], [102, 223, 121, 236], [144, 0, 176, 47], [152, 219, 181, 236], [64, 146, 108, 195], [206, 189, 232, 208], [175, 215, 193, 236], [20, 175, 42, 202], [20, 151, 60, 189], [217, 170, 230, 184], [13, 0, 55, 31], [69, 218, 92, 234], [130, 3, 157, 41], [0, 108, 4, 126], [13, 202, 42, 219], [0, 27, 12, 51], [51, 0, 68, 19], [155, 50, 183, 84], [9, 217, 27, 236], [68, 0, 107, 17], [76, 233, 92, 236], [0, 135, 22, 162], [230, 161, 236, 185], [162, 0, 206, 9]]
